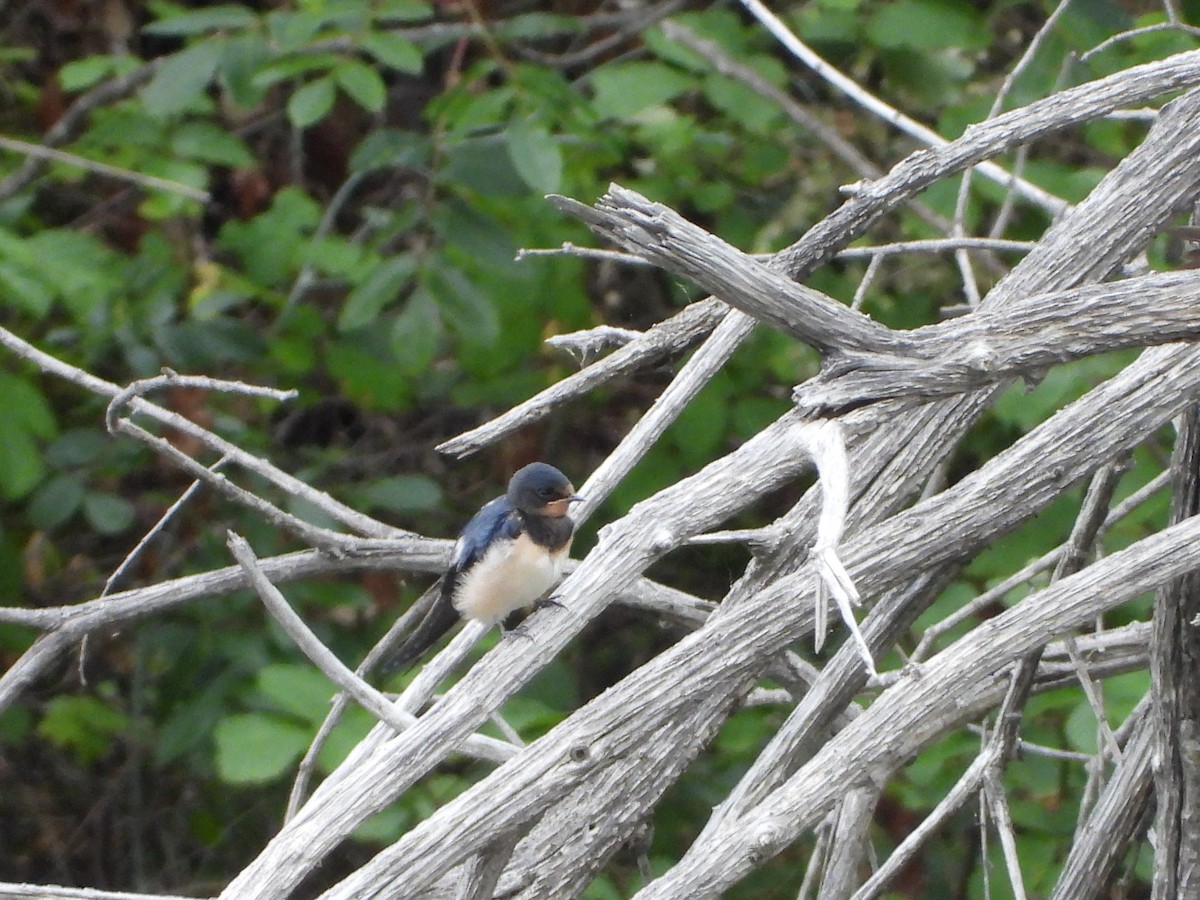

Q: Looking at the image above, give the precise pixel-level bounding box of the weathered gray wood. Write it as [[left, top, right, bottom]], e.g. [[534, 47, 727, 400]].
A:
[[1051, 702, 1154, 900], [312, 332, 1200, 898], [1152, 402, 1200, 898], [286, 83, 1200, 900], [9, 34, 1199, 900], [818, 787, 880, 899], [636, 509, 1200, 898], [800, 271, 1200, 412]]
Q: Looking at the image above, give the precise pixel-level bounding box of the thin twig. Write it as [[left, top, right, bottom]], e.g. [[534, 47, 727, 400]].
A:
[[227, 532, 516, 763], [0, 324, 397, 538], [105, 370, 297, 434], [0, 60, 161, 202], [834, 238, 1036, 258], [912, 470, 1170, 661], [983, 770, 1029, 900], [0, 134, 209, 201], [738, 0, 1068, 216]]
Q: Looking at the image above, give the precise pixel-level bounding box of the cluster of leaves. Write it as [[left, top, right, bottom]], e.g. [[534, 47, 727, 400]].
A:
[[0, 0, 1193, 894]]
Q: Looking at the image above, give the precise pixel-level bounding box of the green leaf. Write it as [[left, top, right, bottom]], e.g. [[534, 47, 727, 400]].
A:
[[349, 129, 430, 172], [590, 61, 694, 120], [374, 0, 434, 23], [171, 122, 254, 166], [38, 696, 129, 764], [28, 475, 86, 530], [363, 31, 424, 73], [0, 428, 45, 500], [327, 338, 414, 409], [703, 73, 783, 133], [257, 664, 334, 723], [83, 492, 136, 535], [494, 12, 581, 40], [867, 0, 986, 51], [45, 429, 107, 467], [213, 713, 310, 784], [144, 4, 258, 35], [390, 289, 441, 376], [506, 120, 562, 194], [0, 374, 56, 439], [217, 186, 321, 286], [0, 260, 53, 317], [142, 40, 225, 116], [352, 805, 410, 843], [426, 266, 498, 346], [315, 707, 373, 773], [251, 52, 343, 88], [288, 76, 336, 127], [59, 55, 140, 91], [266, 9, 327, 50], [24, 230, 123, 322], [360, 475, 443, 513], [219, 32, 271, 108], [339, 255, 416, 331], [334, 60, 387, 112]]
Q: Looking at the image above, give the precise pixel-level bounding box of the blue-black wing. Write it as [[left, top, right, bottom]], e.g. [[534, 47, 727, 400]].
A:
[[381, 495, 520, 673], [450, 495, 522, 576]]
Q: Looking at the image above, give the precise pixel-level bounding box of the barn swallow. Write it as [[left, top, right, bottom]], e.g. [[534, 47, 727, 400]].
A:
[[383, 462, 582, 672]]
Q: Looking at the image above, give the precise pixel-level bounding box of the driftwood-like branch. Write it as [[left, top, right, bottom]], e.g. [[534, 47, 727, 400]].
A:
[[1151, 401, 1200, 897], [220, 410, 822, 899], [434, 298, 728, 457], [632, 86, 1200, 896], [258, 77, 1200, 900], [1050, 701, 1154, 900], [310, 338, 1200, 898], [637, 509, 1200, 897], [800, 270, 1200, 411], [10, 14, 1200, 900], [560, 182, 1200, 413], [552, 186, 905, 356], [227, 533, 518, 764]]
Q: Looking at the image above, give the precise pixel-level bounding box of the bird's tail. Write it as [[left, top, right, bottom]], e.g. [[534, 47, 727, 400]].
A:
[[379, 581, 460, 675]]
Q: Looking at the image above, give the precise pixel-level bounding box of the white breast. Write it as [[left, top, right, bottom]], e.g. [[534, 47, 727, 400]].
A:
[[452, 532, 566, 625]]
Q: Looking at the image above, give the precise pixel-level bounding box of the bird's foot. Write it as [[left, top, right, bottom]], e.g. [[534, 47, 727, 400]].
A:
[[501, 623, 535, 642], [533, 595, 565, 612]]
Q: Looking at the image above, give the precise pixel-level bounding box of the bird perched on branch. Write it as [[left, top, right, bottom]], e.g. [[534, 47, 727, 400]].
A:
[[383, 462, 583, 672]]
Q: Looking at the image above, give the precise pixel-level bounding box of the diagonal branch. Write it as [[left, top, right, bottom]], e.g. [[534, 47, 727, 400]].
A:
[[798, 271, 1200, 412], [552, 185, 905, 355]]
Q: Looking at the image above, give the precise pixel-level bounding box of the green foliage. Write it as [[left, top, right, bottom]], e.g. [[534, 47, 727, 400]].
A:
[[1, 0, 1193, 891], [214, 712, 311, 784], [38, 695, 130, 764]]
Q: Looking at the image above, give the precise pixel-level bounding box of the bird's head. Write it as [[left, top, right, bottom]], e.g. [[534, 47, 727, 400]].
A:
[[507, 462, 582, 518]]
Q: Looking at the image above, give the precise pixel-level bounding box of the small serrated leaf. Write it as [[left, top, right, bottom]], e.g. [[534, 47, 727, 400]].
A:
[[82, 492, 136, 535], [142, 40, 225, 117], [589, 61, 693, 120], [28, 475, 85, 530], [334, 60, 387, 112], [339, 255, 415, 332], [363, 31, 423, 73], [506, 120, 563, 194], [390, 289, 441, 375], [144, 4, 258, 35], [287, 76, 336, 128], [257, 664, 334, 724]]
